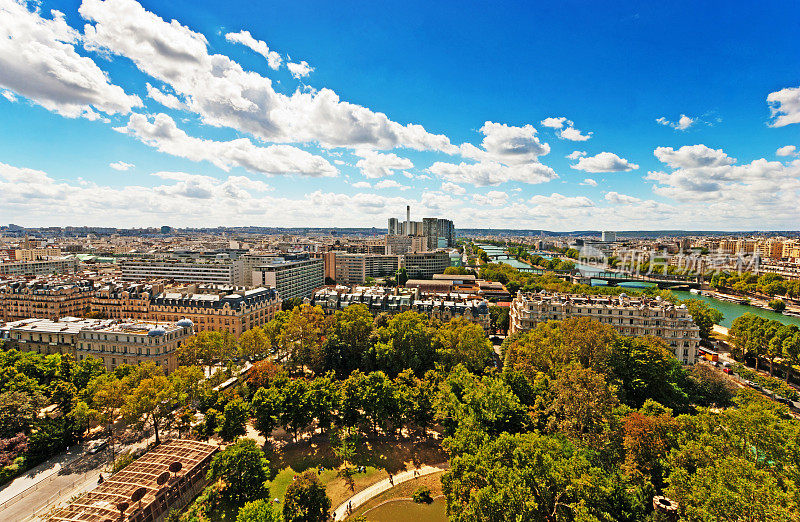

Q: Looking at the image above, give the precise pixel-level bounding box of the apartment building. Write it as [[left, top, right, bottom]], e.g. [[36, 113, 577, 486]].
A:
[[0, 279, 94, 321], [120, 258, 245, 285], [509, 292, 701, 364], [91, 282, 280, 335], [148, 286, 280, 335], [402, 251, 451, 279], [333, 253, 400, 285], [252, 257, 324, 299], [385, 235, 427, 255], [0, 257, 79, 277], [0, 317, 193, 373]]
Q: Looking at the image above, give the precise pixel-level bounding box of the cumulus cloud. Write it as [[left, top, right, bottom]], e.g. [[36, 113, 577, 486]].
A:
[[429, 161, 557, 186], [374, 179, 410, 190], [647, 144, 800, 222], [656, 114, 695, 130], [767, 86, 800, 127], [440, 182, 466, 195], [571, 152, 638, 172], [79, 0, 457, 152], [604, 191, 641, 204], [353, 149, 413, 178], [351, 181, 371, 188], [225, 30, 282, 69], [540, 116, 572, 129], [287, 60, 313, 78], [558, 126, 592, 141], [0, 0, 141, 119], [776, 145, 797, 157], [115, 112, 338, 177], [566, 150, 586, 160], [109, 161, 134, 171], [145, 83, 188, 110], [472, 190, 509, 206], [580, 178, 598, 186]]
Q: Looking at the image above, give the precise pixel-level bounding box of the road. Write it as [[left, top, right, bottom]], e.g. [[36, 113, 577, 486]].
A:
[[0, 434, 153, 521]]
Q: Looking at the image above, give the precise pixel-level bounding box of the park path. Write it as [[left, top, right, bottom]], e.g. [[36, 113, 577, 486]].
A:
[[332, 463, 446, 521]]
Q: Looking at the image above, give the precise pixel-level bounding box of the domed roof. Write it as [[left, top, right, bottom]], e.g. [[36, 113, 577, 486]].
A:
[[176, 318, 194, 328], [148, 327, 167, 337]]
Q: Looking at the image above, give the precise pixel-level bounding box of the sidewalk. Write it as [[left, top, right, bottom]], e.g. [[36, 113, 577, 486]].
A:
[[0, 441, 91, 507], [331, 464, 446, 521]]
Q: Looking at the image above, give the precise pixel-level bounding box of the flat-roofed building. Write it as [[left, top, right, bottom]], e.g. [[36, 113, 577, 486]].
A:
[[46, 439, 217, 522], [509, 292, 701, 364], [120, 258, 245, 285], [0, 279, 94, 321], [333, 253, 400, 285], [0, 257, 79, 277], [402, 251, 451, 279], [252, 256, 324, 299], [0, 317, 114, 356]]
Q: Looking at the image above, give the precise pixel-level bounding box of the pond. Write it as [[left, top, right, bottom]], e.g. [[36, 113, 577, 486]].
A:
[[361, 497, 448, 521]]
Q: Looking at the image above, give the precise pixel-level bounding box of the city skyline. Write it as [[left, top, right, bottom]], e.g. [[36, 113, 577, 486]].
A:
[[1, 0, 799, 230]]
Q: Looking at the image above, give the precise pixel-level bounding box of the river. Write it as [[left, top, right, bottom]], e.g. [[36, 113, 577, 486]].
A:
[[475, 244, 800, 329]]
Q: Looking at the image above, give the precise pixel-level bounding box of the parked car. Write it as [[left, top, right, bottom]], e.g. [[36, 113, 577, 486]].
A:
[[88, 440, 108, 455], [723, 368, 732, 374]]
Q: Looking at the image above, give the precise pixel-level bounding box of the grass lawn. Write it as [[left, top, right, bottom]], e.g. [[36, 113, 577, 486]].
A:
[[349, 471, 445, 519]]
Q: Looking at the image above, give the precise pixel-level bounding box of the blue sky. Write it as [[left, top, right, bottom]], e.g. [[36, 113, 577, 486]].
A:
[[1, 0, 799, 230]]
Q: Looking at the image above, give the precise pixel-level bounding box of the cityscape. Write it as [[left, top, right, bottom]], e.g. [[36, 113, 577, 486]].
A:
[[1, 1, 800, 521]]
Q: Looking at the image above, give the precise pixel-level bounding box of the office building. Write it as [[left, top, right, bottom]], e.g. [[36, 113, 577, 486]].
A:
[[252, 256, 324, 299], [422, 218, 456, 249], [601, 231, 616, 243], [386, 235, 427, 255], [509, 292, 701, 364], [402, 250, 451, 279], [388, 217, 399, 235]]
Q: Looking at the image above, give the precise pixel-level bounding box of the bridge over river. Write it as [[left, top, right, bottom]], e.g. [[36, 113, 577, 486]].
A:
[[516, 266, 701, 289]]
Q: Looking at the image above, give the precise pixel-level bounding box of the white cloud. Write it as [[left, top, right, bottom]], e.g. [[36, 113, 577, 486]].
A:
[[473, 190, 508, 206], [115, 112, 338, 177], [653, 144, 734, 169], [1, 90, 16, 102], [580, 178, 598, 186], [776, 145, 797, 157], [460, 121, 550, 164], [428, 161, 557, 186], [656, 114, 695, 130], [540, 116, 572, 129], [566, 150, 586, 160], [145, 83, 188, 110], [109, 161, 134, 171], [571, 152, 638, 172], [374, 179, 410, 190], [440, 182, 466, 195], [351, 181, 371, 188], [0, 0, 141, 119], [79, 0, 457, 152], [225, 30, 281, 69], [558, 126, 593, 141], [767, 86, 800, 127], [354, 149, 413, 178], [604, 191, 641, 204], [286, 60, 313, 78]]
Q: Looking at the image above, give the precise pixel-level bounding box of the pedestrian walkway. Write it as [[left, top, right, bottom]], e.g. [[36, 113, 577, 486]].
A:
[[331, 464, 446, 521]]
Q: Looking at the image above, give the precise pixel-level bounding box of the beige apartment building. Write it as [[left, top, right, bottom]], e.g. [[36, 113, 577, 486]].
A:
[[0, 317, 193, 373], [0, 280, 94, 321], [509, 292, 701, 364]]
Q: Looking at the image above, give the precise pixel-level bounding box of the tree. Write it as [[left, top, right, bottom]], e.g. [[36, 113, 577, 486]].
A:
[[219, 397, 249, 442], [488, 305, 509, 333], [236, 499, 281, 522], [769, 299, 786, 312], [207, 438, 270, 503], [684, 300, 723, 343], [282, 470, 331, 522], [280, 305, 327, 374], [122, 375, 177, 445], [308, 374, 338, 433], [322, 304, 374, 377], [276, 378, 312, 441], [395, 267, 408, 287], [251, 386, 280, 439], [247, 359, 283, 390], [238, 327, 270, 360], [434, 318, 494, 374], [373, 311, 436, 377], [622, 408, 677, 489]]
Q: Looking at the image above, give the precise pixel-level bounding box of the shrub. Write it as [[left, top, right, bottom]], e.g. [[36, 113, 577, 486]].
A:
[[412, 486, 433, 504]]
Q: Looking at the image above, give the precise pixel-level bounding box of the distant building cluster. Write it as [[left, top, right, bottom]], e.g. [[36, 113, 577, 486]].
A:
[[510, 292, 701, 364]]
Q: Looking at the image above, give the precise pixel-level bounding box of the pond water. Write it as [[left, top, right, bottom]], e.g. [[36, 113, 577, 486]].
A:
[[362, 497, 448, 522]]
